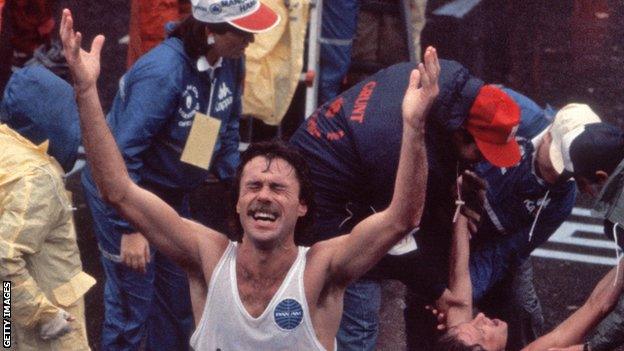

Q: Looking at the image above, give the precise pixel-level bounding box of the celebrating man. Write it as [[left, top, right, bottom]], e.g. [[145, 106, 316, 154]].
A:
[[60, 8, 439, 349]]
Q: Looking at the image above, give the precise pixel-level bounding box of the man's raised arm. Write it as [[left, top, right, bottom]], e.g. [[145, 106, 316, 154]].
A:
[[523, 258, 624, 351], [438, 213, 473, 327], [324, 47, 440, 286], [59, 9, 224, 272]]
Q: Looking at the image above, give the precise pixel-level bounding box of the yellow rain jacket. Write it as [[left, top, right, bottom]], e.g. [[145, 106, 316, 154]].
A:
[[242, 0, 309, 125], [0, 124, 95, 351]]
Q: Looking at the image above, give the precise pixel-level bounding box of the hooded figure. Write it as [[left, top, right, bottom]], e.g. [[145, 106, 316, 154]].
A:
[[0, 65, 81, 173], [0, 66, 95, 351]]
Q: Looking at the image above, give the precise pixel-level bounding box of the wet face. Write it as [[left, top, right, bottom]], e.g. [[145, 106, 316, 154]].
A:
[[208, 27, 254, 59], [452, 313, 508, 351], [236, 156, 307, 248]]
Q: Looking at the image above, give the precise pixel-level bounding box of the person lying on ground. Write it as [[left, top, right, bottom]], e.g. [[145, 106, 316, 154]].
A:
[[432, 211, 624, 351]]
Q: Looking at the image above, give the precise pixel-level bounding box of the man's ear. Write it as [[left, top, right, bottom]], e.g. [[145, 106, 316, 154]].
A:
[[297, 200, 308, 218]]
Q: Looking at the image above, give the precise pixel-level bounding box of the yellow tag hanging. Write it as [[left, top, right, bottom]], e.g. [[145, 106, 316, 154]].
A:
[[180, 112, 222, 170]]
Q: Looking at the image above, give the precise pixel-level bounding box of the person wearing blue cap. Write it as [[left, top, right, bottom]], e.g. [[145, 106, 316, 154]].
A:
[[555, 129, 624, 351], [0, 65, 95, 351]]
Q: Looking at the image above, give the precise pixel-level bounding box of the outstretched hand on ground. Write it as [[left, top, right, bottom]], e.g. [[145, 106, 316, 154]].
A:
[[59, 8, 105, 91]]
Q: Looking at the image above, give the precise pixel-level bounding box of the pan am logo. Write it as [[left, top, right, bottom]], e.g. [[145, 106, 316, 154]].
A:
[[274, 298, 303, 330]]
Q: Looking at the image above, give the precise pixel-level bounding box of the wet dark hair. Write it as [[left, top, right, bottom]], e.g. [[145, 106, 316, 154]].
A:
[[169, 15, 244, 61], [434, 331, 487, 351], [232, 140, 316, 245]]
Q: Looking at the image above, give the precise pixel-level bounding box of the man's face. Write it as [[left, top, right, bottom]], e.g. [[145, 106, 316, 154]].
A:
[[452, 130, 484, 166], [575, 175, 608, 196], [536, 130, 609, 192], [209, 28, 255, 59], [534, 131, 561, 184], [236, 156, 307, 248], [452, 313, 508, 351]]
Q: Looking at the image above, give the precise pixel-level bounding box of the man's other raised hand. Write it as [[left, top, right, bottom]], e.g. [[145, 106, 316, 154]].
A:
[[59, 9, 105, 92], [401, 46, 440, 131]]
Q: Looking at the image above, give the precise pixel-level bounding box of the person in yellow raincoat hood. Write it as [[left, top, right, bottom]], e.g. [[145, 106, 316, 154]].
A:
[[0, 65, 95, 351]]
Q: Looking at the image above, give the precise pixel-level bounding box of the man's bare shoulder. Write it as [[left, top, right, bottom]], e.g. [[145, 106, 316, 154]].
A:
[[305, 236, 349, 283], [307, 236, 346, 263], [183, 219, 230, 279]]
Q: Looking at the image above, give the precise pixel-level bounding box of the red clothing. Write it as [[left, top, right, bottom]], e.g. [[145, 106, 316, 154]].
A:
[[126, 0, 190, 67], [1, 0, 5, 30], [6, 0, 54, 55]]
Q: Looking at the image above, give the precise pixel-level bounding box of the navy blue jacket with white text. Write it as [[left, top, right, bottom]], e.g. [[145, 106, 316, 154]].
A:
[[290, 59, 484, 297], [291, 60, 576, 300]]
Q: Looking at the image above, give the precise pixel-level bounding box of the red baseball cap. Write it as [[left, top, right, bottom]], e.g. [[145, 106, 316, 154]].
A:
[[466, 85, 521, 168]]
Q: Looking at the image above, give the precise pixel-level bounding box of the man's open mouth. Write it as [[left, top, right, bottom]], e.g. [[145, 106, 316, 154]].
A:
[[250, 211, 278, 222], [247, 202, 281, 222]]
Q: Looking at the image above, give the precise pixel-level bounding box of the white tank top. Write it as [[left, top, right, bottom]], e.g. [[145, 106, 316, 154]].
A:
[[190, 242, 329, 351]]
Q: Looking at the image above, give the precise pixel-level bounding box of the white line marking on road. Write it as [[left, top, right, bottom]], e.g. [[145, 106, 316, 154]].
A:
[[531, 207, 620, 265], [549, 222, 615, 249], [571, 207, 592, 217], [532, 248, 618, 266]]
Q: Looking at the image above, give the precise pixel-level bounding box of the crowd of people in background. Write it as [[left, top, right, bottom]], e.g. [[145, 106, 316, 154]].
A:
[[1, 1, 624, 351]]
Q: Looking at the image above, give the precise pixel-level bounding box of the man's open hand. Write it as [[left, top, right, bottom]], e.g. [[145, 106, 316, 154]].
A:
[[59, 8, 105, 91], [401, 46, 440, 131]]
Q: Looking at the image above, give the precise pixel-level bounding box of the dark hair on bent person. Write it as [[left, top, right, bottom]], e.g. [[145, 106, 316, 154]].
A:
[[232, 140, 316, 246], [169, 15, 242, 62], [434, 331, 487, 351]]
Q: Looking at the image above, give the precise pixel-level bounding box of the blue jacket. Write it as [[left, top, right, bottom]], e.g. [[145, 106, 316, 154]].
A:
[[401, 86, 574, 300], [470, 140, 576, 299], [83, 37, 242, 233], [291, 58, 576, 300], [0, 66, 81, 172], [468, 90, 575, 300], [290, 60, 482, 245]]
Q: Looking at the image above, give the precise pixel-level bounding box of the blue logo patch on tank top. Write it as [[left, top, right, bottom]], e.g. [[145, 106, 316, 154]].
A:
[[274, 298, 303, 330]]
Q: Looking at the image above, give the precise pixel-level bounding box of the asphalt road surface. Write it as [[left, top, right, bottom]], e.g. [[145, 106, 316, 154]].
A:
[[4, 0, 624, 350]]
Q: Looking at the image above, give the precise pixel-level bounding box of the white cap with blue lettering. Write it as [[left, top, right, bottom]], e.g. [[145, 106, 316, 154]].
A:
[[190, 0, 280, 33]]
